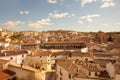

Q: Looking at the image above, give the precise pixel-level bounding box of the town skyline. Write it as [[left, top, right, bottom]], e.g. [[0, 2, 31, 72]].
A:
[[0, 0, 120, 32]]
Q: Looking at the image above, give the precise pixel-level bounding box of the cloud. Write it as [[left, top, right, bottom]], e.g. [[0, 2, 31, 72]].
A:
[[47, 0, 64, 4], [19, 11, 24, 15], [53, 10, 58, 13], [71, 13, 75, 17], [81, 0, 97, 7], [3, 21, 24, 28], [80, 14, 100, 22], [49, 12, 75, 18], [77, 20, 83, 24], [47, 0, 58, 4], [102, 23, 108, 26], [28, 18, 51, 28], [101, 0, 115, 8], [116, 22, 120, 25], [19, 11, 29, 15], [49, 12, 69, 18]]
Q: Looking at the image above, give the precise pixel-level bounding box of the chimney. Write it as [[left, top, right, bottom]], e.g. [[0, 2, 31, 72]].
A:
[[20, 63, 23, 70]]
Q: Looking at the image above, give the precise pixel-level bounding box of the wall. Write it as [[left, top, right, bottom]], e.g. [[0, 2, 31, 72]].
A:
[[75, 78, 97, 80], [0, 53, 27, 64], [115, 74, 120, 80], [56, 65, 71, 80], [8, 65, 41, 80], [25, 56, 52, 71]]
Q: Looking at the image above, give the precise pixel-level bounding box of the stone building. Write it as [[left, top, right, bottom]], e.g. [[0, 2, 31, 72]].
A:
[[40, 41, 86, 50], [0, 50, 28, 64], [56, 59, 111, 80], [0, 70, 16, 80], [96, 31, 108, 43], [8, 63, 41, 80], [21, 37, 40, 51]]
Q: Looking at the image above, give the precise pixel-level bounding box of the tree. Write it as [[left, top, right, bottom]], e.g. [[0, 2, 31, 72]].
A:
[[108, 36, 113, 42], [9, 33, 23, 41]]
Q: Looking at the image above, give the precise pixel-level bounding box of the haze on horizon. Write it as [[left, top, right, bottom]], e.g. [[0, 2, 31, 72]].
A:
[[0, 0, 120, 32]]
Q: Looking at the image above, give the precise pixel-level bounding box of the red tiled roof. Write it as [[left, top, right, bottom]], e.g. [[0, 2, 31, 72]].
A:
[[43, 41, 86, 44], [0, 59, 9, 64], [31, 50, 51, 56], [0, 70, 10, 80], [9, 64, 39, 72], [21, 42, 38, 45], [0, 50, 28, 57], [3, 69, 16, 76]]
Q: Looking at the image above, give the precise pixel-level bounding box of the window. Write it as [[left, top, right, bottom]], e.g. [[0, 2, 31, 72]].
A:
[[22, 55, 24, 57], [89, 72, 91, 76], [66, 57, 67, 59], [76, 69, 79, 72], [69, 74, 71, 79], [85, 58, 88, 61], [10, 57, 13, 60], [42, 68, 45, 70], [22, 59, 24, 63], [69, 53, 72, 57], [95, 72, 97, 76], [60, 77, 62, 80], [60, 68, 63, 76]]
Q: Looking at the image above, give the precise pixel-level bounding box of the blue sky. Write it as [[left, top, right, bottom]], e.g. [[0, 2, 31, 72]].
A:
[[0, 0, 120, 32]]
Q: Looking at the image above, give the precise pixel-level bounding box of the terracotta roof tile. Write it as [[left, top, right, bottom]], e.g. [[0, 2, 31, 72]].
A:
[[9, 64, 40, 72], [0, 50, 28, 57], [3, 69, 16, 76], [0, 70, 10, 80], [31, 50, 51, 56]]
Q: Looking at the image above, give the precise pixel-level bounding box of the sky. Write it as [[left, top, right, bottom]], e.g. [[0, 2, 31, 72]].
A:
[[0, 0, 120, 32]]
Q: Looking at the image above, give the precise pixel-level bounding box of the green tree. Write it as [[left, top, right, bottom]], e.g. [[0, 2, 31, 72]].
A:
[[9, 33, 23, 41], [108, 36, 113, 42]]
